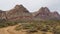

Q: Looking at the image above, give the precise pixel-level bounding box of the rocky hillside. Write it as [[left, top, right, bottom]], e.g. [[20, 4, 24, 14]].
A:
[[0, 4, 60, 20], [33, 7, 60, 20], [0, 10, 6, 19], [0, 4, 33, 21], [6, 4, 32, 20]]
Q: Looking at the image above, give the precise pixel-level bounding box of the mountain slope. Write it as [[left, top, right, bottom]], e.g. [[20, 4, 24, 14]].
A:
[[6, 4, 32, 20], [33, 7, 60, 20], [0, 5, 60, 20]]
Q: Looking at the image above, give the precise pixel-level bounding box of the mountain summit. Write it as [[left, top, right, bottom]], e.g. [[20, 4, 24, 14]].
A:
[[6, 4, 32, 20], [38, 7, 50, 13], [34, 7, 50, 17], [14, 4, 29, 13], [33, 7, 60, 20]]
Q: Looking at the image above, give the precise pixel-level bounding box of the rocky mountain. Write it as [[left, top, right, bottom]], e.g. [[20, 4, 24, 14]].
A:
[[6, 4, 32, 20], [0, 4, 60, 20], [33, 7, 60, 20]]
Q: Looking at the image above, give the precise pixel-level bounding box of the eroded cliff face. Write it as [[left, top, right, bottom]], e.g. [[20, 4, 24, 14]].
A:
[[0, 10, 7, 19]]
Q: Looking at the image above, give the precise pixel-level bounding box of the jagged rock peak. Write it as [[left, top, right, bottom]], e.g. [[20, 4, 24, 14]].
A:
[[14, 4, 25, 9], [38, 7, 50, 13], [53, 11, 59, 15], [8, 4, 29, 13]]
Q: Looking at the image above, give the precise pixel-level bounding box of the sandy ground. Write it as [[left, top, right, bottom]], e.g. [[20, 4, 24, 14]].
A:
[[0, 24, 53, 34], [0, 24, 27, 34]]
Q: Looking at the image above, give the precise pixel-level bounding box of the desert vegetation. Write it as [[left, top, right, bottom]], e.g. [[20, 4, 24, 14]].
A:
[[0, 19, 60, 34]]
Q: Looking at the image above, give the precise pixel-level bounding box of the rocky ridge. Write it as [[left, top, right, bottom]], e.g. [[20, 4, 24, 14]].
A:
[[0, 4, 60, 20]]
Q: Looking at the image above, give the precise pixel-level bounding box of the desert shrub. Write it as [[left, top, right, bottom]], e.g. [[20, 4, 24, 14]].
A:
[[15, 23, 36, 30], [0, 18, 60, 34], [0, 19, 6, 23], [52, 26, 60, 34], [0, 19, 18, 28], [27, 29, 38, 33], [14, 20, 60, 34]]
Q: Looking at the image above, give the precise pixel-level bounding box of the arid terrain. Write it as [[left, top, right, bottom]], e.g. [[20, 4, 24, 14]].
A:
[[0, 4, 60, 34], [0, 24, 53, 34]]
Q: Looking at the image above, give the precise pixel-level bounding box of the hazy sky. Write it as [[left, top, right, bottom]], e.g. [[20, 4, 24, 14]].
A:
[[0, 0, 60, 13]]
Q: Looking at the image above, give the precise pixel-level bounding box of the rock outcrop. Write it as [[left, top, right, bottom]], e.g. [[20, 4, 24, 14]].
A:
[[0, 10, 7, 19]]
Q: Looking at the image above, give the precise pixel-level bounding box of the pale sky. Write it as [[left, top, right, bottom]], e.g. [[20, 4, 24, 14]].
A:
[[0, 0, 60, 13]]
